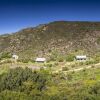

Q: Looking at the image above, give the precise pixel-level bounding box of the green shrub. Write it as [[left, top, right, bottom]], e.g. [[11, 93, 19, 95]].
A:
[[57, 57, 64, 62], [71, 64, 76, 68], [3, 59, 12, 63], [0, 67, 48, 92], [85, 60, 95, 65], [66, 54, 75, 62], [0, 52, 11, 59], [91, 65, 95, 68], [0, 90, 32, 100], [66, 73, 73, 81], [49, 56, 56, 61], [46, 64, 52, 67], [54, 62, 59, 66], [0, 59, 12, 64], [94, 56, 100, 63], [49, 50, 59, 61], [79, 62, 84, 65], [89, 82, 100, 95], [97, 38, 100, 44], [62, 67, 69, 71], [18, 59, 30, 63]]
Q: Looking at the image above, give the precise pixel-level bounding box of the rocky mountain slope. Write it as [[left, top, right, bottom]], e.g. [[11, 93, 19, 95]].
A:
[[0, 21, 100, 59]]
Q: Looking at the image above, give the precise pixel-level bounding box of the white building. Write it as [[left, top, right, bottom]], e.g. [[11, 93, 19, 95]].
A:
[[12, 54, 19, 60], [75, 55, 87, 61], [35, 58, 46, 63]]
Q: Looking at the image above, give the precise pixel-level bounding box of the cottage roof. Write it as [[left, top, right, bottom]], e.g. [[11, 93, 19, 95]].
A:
[[36, 58, 46, 62], [12, 54, 19, 59], [76, 55, 87, 59]]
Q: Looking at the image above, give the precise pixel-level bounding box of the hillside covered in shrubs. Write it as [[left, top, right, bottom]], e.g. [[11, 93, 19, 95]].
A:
[[1, 21, 100, 59]]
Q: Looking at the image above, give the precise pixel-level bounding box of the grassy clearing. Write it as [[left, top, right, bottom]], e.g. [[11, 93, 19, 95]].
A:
[[0, 64, 10, 75]]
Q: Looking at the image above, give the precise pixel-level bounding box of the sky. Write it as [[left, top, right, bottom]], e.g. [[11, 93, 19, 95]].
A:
[[0, 0, 100, 34]]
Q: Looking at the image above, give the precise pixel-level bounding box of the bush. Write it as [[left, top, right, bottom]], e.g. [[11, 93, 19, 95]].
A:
[[94, 56, 100, 63], [91, 65, 95, 68], [62, 67, 69, 71], [66, 73, 73, 81], [0, 90, 32, 100], [0, 52, 12, 59], [46, 64, 52, 67], [57, 57, 64, 62], [66, 54, 75, 62], [54, 62, 59, 66], [71, 64, 76, 68], [0, 59, 12, 64], [85, 60, 95, 65], [89, 82, 100, 95], [79, 62, 84, 65], [0, 67, 48, 93], [18, 59, 30, 63]]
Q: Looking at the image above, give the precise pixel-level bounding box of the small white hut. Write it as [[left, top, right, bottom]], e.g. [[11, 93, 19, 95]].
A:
[[12, 54, 19, 60], [75, 55, 87, 61], [35, 58, 46, 63]]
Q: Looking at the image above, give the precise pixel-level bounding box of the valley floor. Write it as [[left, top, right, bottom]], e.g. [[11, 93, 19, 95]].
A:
[[0, 59, 100, 100]]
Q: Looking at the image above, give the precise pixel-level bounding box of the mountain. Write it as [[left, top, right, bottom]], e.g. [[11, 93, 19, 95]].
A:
[[0, 21, 100, 59]]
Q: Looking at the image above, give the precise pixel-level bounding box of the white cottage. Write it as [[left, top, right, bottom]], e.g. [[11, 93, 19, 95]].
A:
[[75, 55, 87, 61], [12, 54, 19, 60], [35, 58, 46, 63]]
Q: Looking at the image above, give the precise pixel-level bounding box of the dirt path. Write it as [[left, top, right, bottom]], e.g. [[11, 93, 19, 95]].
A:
[[54, 63, 100, 73], [8, 62, 100, 73]]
